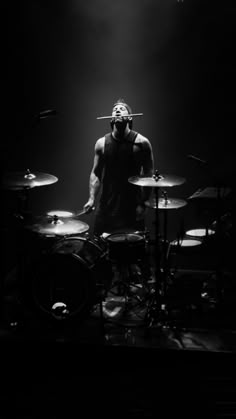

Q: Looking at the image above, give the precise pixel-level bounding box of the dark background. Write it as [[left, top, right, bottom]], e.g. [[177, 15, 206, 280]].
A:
[[1, 5, 236, 416], [3, 0, 235, 241]]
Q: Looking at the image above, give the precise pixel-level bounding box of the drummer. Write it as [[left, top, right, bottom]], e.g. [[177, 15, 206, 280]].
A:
[[83, 98, 154, 235]]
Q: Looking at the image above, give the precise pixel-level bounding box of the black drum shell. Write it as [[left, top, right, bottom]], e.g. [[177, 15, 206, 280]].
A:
[[106, 232, 146, 263], [22, 236, 112, 321]]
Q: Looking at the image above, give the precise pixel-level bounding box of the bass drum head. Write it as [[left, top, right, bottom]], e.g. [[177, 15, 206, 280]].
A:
[[23, 236, 111, 322]]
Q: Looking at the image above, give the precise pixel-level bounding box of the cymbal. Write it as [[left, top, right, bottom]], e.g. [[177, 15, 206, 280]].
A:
[[147, 197, 187, 210], [46, 210, 74, 218], [1, 170, 58, 190], [128, 174, 186, 188], [26, 216, 89, 236]]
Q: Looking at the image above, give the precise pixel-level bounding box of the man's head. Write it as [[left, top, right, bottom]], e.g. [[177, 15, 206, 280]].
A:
[[111, 98, 133, 129]]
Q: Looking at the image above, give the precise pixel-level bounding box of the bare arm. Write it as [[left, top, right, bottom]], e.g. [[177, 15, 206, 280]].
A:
[[135, 136, 154, 221], [141, 137, 154, 204], [83, 138, 104, 213]]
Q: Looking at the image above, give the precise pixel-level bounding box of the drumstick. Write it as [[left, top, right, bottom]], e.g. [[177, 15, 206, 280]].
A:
[[75, 207, 95, 217], [96, 113, 143, 120]]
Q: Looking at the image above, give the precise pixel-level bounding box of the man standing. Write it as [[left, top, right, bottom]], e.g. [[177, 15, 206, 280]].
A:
[[84, 98, 154, 236]]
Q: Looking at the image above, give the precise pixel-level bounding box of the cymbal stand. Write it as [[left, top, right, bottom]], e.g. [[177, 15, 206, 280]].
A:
[[17, 186, 31, 217], [161, 191, 171, 297], [145, 172, 165, 327], [14, 188, 32, 299]]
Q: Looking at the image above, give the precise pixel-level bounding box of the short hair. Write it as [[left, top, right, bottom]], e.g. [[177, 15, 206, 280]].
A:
[[111, 98, 133, 129], [112, 98, 132, 115]]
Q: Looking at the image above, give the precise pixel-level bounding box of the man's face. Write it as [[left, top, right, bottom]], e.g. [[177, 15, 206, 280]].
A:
[[112, 104, 130, 123]]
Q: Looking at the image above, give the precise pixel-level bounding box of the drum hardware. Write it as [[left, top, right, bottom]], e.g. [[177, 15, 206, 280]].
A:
[[0, 168, 60, 326], [129, 170, 186, 328], [187, 180, 232, 304], [169, 236, 202, 274], [161, 192, 187, 296], [146, 193, 188, 295], [187, 146, 233, 302], [1, 169, 59, 219], [103, 231, 151, 314], [51, 302, 70, 321], [110, 265, 143, 313]]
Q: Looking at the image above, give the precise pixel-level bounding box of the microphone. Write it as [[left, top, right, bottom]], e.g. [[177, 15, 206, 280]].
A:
[[187, 154, 206, 165], [36, 109, 58, 119]]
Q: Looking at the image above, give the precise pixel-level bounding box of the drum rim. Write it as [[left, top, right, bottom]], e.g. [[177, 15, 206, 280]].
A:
[[171, 238, 202, 247], [106, 232, 144, 243], [185, 228, 215, 237]]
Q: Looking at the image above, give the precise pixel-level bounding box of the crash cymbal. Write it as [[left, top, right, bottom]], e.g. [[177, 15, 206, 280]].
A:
[[1, 170, 58, 190], [147, 197, 187, 209], [26, 215, 89, 236], [128, 174, 185, 188]]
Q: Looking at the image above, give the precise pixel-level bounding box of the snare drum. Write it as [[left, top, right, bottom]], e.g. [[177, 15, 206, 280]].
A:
[[105, 231, 147, 263]]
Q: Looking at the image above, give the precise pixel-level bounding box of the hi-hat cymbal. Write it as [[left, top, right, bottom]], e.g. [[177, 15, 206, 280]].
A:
[[47, 210, 74, 218], [1, 170, 58, 190], [147, 197, 187, 210], [26, 215, 89, 236], [128, 174, 186, 188]]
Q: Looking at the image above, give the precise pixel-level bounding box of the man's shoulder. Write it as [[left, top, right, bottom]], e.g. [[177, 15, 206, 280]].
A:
[[135, 132, 151, 146], [95, 136, 106, 149]]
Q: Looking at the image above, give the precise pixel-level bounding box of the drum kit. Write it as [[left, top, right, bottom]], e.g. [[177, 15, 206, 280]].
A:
[[1, 167, 228, 328]]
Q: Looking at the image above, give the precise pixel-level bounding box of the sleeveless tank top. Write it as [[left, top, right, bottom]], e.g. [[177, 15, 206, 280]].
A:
[[96, 130, 144, 230]]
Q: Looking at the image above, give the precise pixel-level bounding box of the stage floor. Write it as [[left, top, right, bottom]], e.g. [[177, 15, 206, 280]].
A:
[[1, 267, 236, 418]]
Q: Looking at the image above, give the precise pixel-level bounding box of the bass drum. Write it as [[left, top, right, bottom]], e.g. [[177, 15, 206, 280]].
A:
[[23, 236, 112, 321]]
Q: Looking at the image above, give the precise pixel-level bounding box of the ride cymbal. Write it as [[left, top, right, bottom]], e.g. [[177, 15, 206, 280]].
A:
[[128, 174, 186, 188], [1, 170, 58, 190]]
